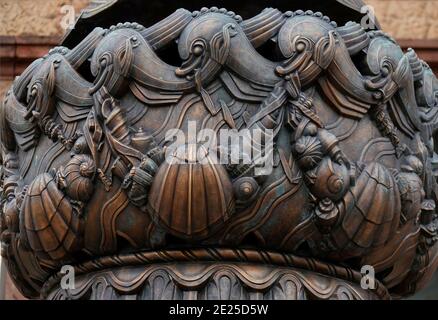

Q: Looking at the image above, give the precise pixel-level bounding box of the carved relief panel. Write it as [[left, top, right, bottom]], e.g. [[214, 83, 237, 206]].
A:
[[1, 1, 437, 300]]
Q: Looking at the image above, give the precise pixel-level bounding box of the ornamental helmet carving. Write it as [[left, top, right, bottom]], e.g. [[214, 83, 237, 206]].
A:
[[21, 173, 83, 262], [148, 144, 235, 240], [176, 8, 241, 82], [177, 8, 242, 61], [278, 11, 336, 58]]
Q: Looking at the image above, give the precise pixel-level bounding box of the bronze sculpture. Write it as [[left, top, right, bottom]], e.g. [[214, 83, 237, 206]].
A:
[[1, 0, 437, 300]]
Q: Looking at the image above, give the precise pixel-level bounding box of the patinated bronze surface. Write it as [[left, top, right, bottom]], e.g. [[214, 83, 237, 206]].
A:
[[1, 0, 438, 300]]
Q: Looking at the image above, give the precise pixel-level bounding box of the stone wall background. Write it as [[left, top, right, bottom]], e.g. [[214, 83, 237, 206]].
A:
[[368, 0, 438, 39], [0, 0, 89, 99], [0, 0, 89, 36], [0, 0, 437, 39], [0, 80, 10, 99], [0, 0, 437, 300]]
